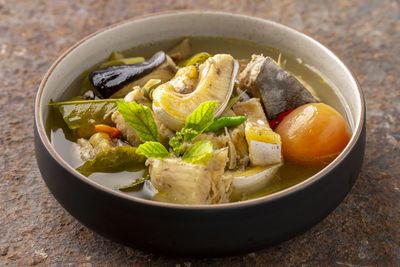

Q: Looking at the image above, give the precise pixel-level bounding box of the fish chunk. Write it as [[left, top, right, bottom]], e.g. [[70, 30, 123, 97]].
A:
[[148, 149, 232, 204], [239, 55, 318, 120], [233, 98, 268, 124]]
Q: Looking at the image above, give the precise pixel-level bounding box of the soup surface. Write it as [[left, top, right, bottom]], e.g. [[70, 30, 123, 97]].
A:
[[46, 37, 350, 203]]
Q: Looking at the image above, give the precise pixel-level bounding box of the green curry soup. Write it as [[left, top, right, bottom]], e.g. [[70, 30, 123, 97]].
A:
[[46, 37, 350, 203]]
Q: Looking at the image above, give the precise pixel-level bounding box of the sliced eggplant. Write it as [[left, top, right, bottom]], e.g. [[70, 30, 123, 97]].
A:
[[89, 51, 176, 98], [239, 55, 318, 120]]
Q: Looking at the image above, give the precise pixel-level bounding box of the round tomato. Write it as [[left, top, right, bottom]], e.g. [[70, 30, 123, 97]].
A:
[[275, 103, 350, 165]]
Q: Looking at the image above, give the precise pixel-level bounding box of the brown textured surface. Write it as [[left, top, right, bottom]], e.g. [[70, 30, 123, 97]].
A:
[[1, 0, 399, 265]]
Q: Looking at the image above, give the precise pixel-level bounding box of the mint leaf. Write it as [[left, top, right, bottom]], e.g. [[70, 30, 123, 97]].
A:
[[117, 100, 160, 142], [183, 101, 218, 141], [137, 141, 169, 159], [182, 141, 214, 165]]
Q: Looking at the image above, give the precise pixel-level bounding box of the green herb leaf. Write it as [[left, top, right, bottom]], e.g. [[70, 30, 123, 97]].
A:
[[182, 141, 214, 165], [77, 146, 146, 176], [137, 141, 169, 159], [54, 98, 117, 130], [183, 101, 218, 141], [116, 100, 160, 142], [206, 116, 247, 132], [119, 169, 150, 192]]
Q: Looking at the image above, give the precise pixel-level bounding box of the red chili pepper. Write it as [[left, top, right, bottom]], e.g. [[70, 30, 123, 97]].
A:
[[269, 109, 294, 130]]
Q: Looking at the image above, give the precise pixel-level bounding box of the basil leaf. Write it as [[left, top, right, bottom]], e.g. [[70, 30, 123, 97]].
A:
[[182, 141, 214, 165], [137, 142, 169, 159], [56, 98, 117, 130], [183, 101, 218, 141], [77, 146, 146, 176], [116, 100, 160, 142]]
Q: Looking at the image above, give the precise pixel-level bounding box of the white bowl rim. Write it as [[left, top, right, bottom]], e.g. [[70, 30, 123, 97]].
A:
[[35, 10, 365, 210]]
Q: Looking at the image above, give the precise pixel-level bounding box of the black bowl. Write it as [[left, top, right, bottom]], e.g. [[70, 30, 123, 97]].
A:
[[34, 11, 365, 256]]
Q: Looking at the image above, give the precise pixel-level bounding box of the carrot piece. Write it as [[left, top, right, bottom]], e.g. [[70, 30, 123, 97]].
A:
[[94, 124, 120, 138]]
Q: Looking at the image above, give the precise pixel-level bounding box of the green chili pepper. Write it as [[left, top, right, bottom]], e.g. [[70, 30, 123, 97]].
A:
[[206, 116, 247, 132]]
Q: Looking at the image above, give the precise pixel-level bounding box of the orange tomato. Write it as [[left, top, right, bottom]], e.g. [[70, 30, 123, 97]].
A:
[[275, 103, 350, 165]]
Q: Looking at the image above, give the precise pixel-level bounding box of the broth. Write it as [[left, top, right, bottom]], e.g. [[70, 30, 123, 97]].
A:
[[46, 37, 350, 202]]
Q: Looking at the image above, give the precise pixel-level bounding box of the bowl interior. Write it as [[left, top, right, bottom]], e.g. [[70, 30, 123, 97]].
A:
[[36, 11, 363, 207]]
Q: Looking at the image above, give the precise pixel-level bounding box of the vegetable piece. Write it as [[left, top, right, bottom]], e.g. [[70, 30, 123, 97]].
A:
[[90, 51, 176, 98], [94, 124, 120, 138], [116, 100, 160, 142], [148, 148, 231, 204], [99, 57, 145, 68], [275, 103, 350, 165], [136, 141, 169, 159], [168, 38, 192, 61], [268, 109, 294, 130], [50, 98, 117, 130], [178, 52, 212, 67], [119, 174, 150, 192], [152, 54, 238, 130], [239, 55, 318, 120], [245, 121, 282, 166], [206, 116, 247, 132], [181, 141, 214, 164], [143, 79, 162, 100], [77, 146, 146, 176]]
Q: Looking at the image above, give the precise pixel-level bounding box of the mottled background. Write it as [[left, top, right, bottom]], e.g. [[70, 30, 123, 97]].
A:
[[1, 0, 399, 266]]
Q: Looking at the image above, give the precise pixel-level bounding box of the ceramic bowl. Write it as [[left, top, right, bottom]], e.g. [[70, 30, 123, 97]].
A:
[[34, 11, 365, 256]]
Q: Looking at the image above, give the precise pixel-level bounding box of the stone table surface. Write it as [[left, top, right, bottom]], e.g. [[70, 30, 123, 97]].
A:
[[1, 0, 399, 266]]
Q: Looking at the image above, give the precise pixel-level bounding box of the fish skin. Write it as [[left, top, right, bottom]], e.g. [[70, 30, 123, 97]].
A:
[[240, 55, 318, 120]]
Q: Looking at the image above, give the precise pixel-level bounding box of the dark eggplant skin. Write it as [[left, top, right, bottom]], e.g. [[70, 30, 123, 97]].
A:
[[239, 56, 318, 121], [89, 51, 166, 98]]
